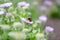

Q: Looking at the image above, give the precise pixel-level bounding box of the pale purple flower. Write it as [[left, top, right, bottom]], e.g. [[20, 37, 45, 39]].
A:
[[0, 11, 4, 15], [0, 2, 12, 8], [21, 18, 33, 24], [44, 1, 53, 6], [45, 26, 54, 32], [6, 12, 12, 17], [18, 2, 30, 8], [39, 5, 47, 10], [39, 15, 47, 22]]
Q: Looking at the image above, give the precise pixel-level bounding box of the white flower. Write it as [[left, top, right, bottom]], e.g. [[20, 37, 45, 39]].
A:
[[18, 2, 30, 8], [0, 11, 4, 15], [36, 33, 44, 40], [39, 15, 47, 22], [23, 28, 31, 33], [35, 20, 42, 24], [0, 25, 10, 30], [6, 12, 12, 17], [39, 5, 47, 10], [27, 12, 31, 16], [32, 30, 37, 33], [44, 1, 53, 6], [45, 26, 54, 32], [8, 32, 26, 40], [33, 23, 37, 27], [21, 18, 33, 24], [0, 2, 12, 8], [13, 22, 22, 28]]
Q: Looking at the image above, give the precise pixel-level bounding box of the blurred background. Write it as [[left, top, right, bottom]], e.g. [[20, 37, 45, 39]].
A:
[[0, 0, 60, 40]]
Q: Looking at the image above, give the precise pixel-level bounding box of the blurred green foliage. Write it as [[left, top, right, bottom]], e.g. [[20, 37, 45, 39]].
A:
[[49, 4, 60, 19]]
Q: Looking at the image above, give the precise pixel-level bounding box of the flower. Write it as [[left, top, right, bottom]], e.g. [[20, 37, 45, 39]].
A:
[[18, 2, 30, 9], [44, 1, 53, 6], [39, 5, 47, 10], [0, 11, 4, 15], [39, 15, 47, 22], [8, 32, 26, 40], [0, 25, 10, 30], [36, 33, 44, 40], [6, 12, 12, 17], [35, 20, 42, 24], [20, 17, 33, 24], [23, 28, 31, 33], [32, 30, 37, 33], [13, 22, 22, 28], [45, 26, 54, 32], [33, 20, 41, 27], [33, 23, 37, 27], [27, 12, 31, 16], [0, 2, 12, 8]]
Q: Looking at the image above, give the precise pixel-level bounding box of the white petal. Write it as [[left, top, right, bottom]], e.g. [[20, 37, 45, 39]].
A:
[[21, 18, 27, 22], [25, 20, 33, 24], [21, 18, 33, 24]]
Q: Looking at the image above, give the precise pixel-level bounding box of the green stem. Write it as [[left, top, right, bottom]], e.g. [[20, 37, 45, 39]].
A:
[[2, 30, 8, 40]]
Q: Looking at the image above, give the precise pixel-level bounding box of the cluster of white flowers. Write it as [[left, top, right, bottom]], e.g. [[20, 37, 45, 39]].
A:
[[23, 28, 31, 33], [8, 32, 26, 40], [13, 22, 21, 27], [36, 33, 44, 40], [0, 25, 10, 30]]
